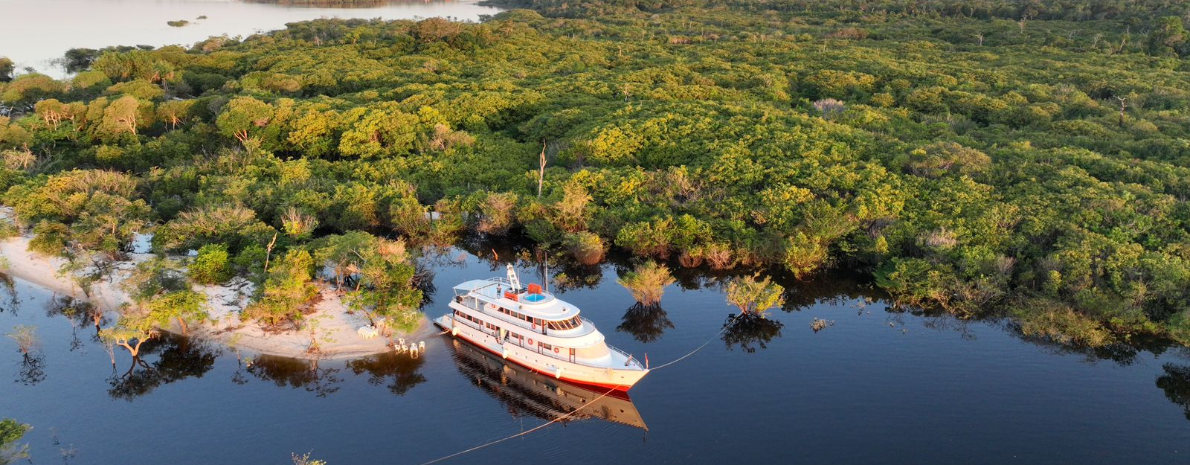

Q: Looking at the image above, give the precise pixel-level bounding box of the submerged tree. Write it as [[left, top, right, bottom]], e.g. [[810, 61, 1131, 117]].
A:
[[617, 262, 675, 306], [99, 316, 157, 358], [5, 325, 38, 356], [6, 325, 45, 385], [725, 275, 785, 315]]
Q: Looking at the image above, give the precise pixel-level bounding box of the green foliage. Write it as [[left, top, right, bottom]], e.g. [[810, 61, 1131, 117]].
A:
[[565, 231, 605, 265], [121, 256, 209, 334], [1014, 299, 1113, 347], [725, 275, 784, 314], [0, 418, 31, 465], [190, 244, 233, 284], [4, 170, 149, 255], [343, 237, 423, 332], [0, 57, 13, 83], [4, 0, 1190, 347], [155, 205, 277, 253], [243, 249, 319, 328], [617, 261, 675, 306]]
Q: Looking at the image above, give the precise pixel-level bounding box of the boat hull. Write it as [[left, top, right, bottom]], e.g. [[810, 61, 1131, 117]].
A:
[[435, 315, 648, 391]]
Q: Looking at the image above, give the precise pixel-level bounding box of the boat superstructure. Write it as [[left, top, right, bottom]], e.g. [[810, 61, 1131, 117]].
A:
[[433, 265, 648, 391]]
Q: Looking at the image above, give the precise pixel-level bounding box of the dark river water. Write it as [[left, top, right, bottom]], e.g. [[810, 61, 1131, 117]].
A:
[[2, 248, 1189, 464]]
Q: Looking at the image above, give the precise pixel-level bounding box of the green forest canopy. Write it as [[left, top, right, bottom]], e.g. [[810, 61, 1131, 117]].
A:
[[1, 0, 1189, 346]]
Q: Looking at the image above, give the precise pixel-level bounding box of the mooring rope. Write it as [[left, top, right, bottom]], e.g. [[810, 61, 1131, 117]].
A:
[[417, 388, 619, 465], [416, 311, 745, 464], [647, 312, 742, 371]]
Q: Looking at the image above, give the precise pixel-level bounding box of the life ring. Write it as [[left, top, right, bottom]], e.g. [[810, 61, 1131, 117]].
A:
[[554, 347, 560, 354], [527, 338, 533, 345]]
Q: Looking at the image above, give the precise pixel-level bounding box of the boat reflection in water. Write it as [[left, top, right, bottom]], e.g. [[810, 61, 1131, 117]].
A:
[[447, 337, 648, 430]]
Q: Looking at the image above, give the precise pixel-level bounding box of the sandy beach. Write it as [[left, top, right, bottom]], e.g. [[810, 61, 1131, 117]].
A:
[[0, 229, 434, 361]]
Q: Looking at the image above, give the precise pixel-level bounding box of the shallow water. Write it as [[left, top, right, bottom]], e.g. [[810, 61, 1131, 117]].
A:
[[0, 0, 503, 77], [1, 249, 1188, 464]]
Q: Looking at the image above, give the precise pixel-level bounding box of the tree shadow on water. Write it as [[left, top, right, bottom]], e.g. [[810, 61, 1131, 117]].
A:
[[347, 351, 427, 396], [1156, 363, 1190, 422], [722, 313, 784, 353], [0, 273, 19, 315], [617, 303, 675, 343], [107, 334, 219, 401], [15, 353, 46, 386], [247, 355, 342, 397]]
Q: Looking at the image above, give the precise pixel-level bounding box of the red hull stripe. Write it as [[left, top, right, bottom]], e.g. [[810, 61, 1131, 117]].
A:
[[443, 328, 635, 395]]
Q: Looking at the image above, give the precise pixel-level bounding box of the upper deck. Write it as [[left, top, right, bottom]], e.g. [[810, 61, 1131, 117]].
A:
[[453, 278, 579, 321]]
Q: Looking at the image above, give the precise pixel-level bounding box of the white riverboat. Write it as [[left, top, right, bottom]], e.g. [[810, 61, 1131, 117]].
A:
[[433, 265, 649, 391]]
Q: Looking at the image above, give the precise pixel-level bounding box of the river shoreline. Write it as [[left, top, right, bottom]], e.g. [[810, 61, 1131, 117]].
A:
[[0, 233, 435, 360]]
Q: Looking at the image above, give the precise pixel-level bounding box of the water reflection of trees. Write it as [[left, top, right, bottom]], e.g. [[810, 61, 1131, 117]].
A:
[[247, 356, 342, 397], [0, 273, 19, 315], [722, 313, 784, 353], [617, 303, 674, 343], [15, 353, 46, 386], [45, 295, 108, 351], [107, 335, 219, 401], [347, 351, 427, 395], [1156, 364, 1190, 421]]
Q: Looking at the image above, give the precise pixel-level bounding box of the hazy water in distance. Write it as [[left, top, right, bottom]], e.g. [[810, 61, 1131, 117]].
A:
[[0, 0, 503, 77], [1, 248, 1189, 464]]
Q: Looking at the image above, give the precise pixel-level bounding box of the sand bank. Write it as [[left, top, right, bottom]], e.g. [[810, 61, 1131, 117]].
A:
[[0, 231, 435, 360]]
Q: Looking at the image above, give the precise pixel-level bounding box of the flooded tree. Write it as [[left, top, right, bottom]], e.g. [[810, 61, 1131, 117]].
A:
[[725, 275, 785, 315], [5, 325, 38, 356], [617, 303, 675, 343], [99, 317, 157, 358], [617, 262, 675, 306], [291, 451, 328, 465]]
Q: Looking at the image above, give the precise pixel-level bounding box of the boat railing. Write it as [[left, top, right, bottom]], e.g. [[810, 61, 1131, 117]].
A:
[[607, 344, 643, 369]]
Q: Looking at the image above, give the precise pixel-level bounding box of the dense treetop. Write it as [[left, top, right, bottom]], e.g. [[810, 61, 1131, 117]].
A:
[[1, 0, 1189, 345]]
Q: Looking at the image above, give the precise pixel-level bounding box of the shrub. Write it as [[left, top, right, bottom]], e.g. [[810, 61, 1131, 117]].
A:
[[1015, 300, 1112, 347], [725, 275, 785, 314], [617, 262, 675, 306], [190, 244, 233, 285], [565, 231, 605, 265], [28, 221, 68, 256]]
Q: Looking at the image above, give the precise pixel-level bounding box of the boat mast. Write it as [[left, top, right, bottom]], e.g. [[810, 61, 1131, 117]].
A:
[[506, 263, 521, 291]]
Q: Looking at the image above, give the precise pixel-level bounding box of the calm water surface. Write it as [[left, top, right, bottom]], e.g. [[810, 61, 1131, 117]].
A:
[[2, 249, 1189, 464], [0, 0, 503, 77]]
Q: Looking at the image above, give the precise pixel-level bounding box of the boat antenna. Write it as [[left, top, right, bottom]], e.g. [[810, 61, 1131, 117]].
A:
[[506, 263, 521, 291]]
